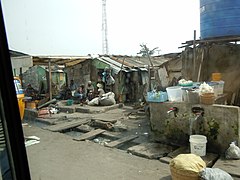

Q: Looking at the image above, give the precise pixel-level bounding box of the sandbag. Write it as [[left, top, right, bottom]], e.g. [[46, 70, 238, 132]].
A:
[[99, 92, 116, 106], [87, 97, 99, 106], [170, 154, 206, 180], [199, 168, 233, 180]]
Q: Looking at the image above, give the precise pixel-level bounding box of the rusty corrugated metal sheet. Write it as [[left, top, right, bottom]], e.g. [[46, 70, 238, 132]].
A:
[[110, 55, 176, 67], [32, 56, 91, 67]]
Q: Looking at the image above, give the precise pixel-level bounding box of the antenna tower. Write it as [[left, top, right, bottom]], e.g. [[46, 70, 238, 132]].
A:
[[102, 0, 109, 54]]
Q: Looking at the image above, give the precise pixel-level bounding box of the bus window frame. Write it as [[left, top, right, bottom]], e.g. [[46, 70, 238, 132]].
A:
[[0, 2, 31, 180]]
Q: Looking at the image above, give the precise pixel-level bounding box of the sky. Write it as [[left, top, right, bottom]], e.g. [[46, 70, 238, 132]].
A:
[[1, 0, 200, 56]]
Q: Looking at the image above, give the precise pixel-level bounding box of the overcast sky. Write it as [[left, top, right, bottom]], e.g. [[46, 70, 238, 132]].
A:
[[1, 0, 200, 56]]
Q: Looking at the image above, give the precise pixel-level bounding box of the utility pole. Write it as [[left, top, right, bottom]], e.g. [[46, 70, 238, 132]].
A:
[[102, 0, 109, 55]]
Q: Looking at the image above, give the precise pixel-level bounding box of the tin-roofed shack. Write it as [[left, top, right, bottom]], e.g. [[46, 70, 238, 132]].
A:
[[109, 54, 182, 102], [24, 54, 181, 102], [28, 55, 91, 99], [22, 65, 66, 96]]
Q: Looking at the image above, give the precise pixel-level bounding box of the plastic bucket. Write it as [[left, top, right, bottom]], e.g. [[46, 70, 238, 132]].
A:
[[189, 135, 207, 156], [166, 86, 182, 102]]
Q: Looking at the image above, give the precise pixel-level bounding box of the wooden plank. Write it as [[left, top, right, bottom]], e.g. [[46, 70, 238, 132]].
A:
[[76, 125, 120, 140], [105, 135, 138, 148], [73, 129, 106, 141], [43, 119, 90, 132], [160, 146, 219, 168], [91, 117, 118, 124], [90, 119, 114, 130]]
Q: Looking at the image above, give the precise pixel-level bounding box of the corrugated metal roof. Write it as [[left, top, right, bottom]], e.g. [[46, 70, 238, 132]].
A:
[[96, 57, 125, 74], [31, 53, 181, 74], [32, 56, 91, 67], [119, 56, 168, 67], [110, 54, 181, 67]]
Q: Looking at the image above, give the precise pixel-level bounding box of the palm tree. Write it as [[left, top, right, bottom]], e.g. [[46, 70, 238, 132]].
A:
[[137, 43, 159, 57]]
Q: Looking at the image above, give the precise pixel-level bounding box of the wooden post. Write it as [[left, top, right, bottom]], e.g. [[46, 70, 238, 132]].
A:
[[197, 48, 204, 82], [144, 45, 161, 88], [193, 30, 196, 80], [148, 65, 151, 91], [48, 59, 52, 100], [119, 57, 126, 102]]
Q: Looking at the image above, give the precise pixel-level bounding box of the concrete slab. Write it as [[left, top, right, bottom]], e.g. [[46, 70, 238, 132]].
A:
[[34, 117, 57, 125], [73, 129, 106, 141], [105, 135, 138, 148], [43, 119, 90, 132], [213, 157, 240, 178], [127, 143, 173, 159], [75, 103, 123, 114], [58, 106, 76, 113], [24, 108, 38, 121]]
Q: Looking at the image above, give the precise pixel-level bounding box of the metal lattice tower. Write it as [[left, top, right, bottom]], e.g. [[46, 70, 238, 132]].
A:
[[102, 0, 109, 55]]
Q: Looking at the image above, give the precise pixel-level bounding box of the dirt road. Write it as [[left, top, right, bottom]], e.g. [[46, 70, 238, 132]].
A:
[[23, 125, 171, 180], [23, 105, 171, 180]]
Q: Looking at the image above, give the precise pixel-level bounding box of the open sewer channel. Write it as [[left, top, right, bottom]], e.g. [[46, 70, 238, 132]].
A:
[[25, 119, 141, 151], [63, 128, 140, 151]]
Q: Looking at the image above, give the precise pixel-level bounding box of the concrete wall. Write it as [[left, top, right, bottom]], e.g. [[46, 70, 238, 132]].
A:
[[11, 56, 33, 76], [149, 102, 240, 154]]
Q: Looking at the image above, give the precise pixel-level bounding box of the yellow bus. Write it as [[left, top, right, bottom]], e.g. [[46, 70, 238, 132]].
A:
[[14, 77, 25, 120]]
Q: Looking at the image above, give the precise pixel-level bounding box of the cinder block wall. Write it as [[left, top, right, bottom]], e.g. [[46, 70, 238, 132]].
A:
[[149, 102, 240, 154]]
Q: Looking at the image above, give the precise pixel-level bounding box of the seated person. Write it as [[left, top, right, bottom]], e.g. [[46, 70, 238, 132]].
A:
[[74, 85, 86, 103], [69, 80, 77, 91], [86, 81, 95, 101], [25, 84, 38, 99], [57, 85, 72, 100], [97, 83, 105, 97]]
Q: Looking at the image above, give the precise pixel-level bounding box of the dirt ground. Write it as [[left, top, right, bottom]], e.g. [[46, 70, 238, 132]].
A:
[[23, 104, 172, 180]]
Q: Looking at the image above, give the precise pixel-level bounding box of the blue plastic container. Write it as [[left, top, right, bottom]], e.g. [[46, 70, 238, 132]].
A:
[[200, 0, 240, 39], [147, 91, 168, 103]]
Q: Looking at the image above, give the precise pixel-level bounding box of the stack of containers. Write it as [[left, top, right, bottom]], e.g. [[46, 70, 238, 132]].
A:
[[211, 73, 225, 97]]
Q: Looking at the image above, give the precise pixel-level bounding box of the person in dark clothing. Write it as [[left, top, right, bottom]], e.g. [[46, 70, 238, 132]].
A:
[[25, 84, 38, 99], [57, 85, 72, 100], [69, 80, 77, 91]]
